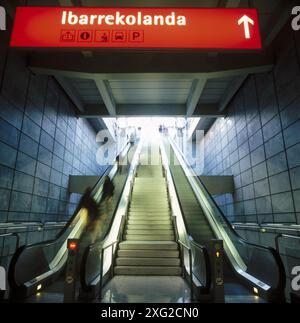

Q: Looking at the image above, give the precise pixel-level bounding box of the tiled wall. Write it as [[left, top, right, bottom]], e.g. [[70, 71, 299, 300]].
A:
[[0, 22, 106, 264], [201, 23, 300, 226]]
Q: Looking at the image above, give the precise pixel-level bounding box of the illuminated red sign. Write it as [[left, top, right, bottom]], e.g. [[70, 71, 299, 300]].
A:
[[10, 7, 262, 49]]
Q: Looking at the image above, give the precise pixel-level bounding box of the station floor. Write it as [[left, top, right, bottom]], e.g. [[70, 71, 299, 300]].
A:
[[24, 276, 265, 303]]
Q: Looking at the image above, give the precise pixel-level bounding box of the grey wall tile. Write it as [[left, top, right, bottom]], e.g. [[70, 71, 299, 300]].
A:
[[271, 192, 295, 213], [0, 165, 14, 189], [0, 142, 17, 168], [267, 152, 288, 176], [269, 171, 291, 194], [16, 152, 36, 176], [264, 133, 284, 159], [13, 171, 34, 194], [286, 143, 300, 168]]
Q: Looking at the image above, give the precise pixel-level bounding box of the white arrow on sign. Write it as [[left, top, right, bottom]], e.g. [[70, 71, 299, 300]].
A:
[[238, 15, 254, 39]]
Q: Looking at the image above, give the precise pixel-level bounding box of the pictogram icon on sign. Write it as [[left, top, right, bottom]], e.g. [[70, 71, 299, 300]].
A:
[[129, 30, 144, 42], [78, 30, 93, 42], [60, 30, 76, 42], [95, 30, 110, 43], [112, 31, 127, 42]]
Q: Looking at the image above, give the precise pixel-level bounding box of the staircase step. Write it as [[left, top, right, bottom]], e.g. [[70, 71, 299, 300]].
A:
[[125, 235, 174, 241], [128, 219, 172, 225], [114, 266, 181, 276], [118, 249, 179, 258], [116, 257, 181, 266], [126, 229, 174, 235], [127, 224, 173, 230], [118, 241, 178, 250]]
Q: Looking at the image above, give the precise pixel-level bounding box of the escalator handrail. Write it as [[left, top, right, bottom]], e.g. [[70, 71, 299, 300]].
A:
[[8, 143, 131, 290], [169, 137, 286, 294], [160, 139, 211, 292], [169, 137, 282, 253], [80, 142, 142, 291]]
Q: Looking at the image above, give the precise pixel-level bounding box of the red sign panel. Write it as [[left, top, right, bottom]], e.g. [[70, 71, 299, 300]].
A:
[[10, 7, 262, 49]]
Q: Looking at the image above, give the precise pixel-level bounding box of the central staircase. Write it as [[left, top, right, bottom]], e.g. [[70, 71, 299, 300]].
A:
[[114, 153, 181, 276]]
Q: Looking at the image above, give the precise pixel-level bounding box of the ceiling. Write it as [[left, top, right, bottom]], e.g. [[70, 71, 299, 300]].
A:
[[6, 0, 297, 131]]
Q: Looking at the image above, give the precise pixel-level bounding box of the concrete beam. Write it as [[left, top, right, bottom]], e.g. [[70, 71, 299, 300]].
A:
[[218, 74, 248, 112], [186, 79, 207, 117], [193, 104, 225, 117], [94, 80, 116, 116], [78, 104, 110, 117], [55, 75, 85, 112], [78, 104, 224, 117], [29, 50, 274, 76]]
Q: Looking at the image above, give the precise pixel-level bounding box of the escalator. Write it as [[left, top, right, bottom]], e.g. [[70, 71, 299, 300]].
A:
[[164, 137, 286, 302], [8, 143, 137, 301], [80, 138, 211, 302]]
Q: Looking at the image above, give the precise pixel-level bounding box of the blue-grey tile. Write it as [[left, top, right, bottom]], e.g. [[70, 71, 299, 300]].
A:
[[242, 184, 255, 200], [287, 143, 300, 169], [255, 196, 272, 214], [33, 178, 49, 197], [271, 192, 294, 213], [25, 101, 43, 126], [244, 199, 256, 215], [55, 127, 66, 146], [0, 118, 20, 148], [0, 165, 14, 189], [250, 145, 265, 167], [252, 162, 268, 182], [283, 119, 300, 148], [16, 152, 36, 176], [273, 213, 296, 223], [0, 97, 23, 129], [240, 155, 251, 172], [42, 116, 56, 138], [40, 130, 54, 151], [290, 166, 300, 190], [267, 152, 288, 176], [31, 195, 47, 213], [19, 133, 38, 158], [269, 171, 291, 194], [240, 169, 253, 186], [280, 97, 300, 128], [293, 190, 300, 212], [52, 155, 63, 172], [0, 188, 10, 211], [53, 140, 64, 158], [48, 183, 60, 200], [46, 198, 59, 213], [22, 115, 41, 142], [50, 169, 62, 186], [9, 191, 32, 212], [264, 132, 284, 159], [0, 142, 17, 168], [35, 162, 51, 181], [262, 115, 281, 142], [254, 179, 270, 198], [248, 129, 263, 152], [38, 145, 52, 167], [259, 94, 278, 126], [13, 171, 34, 194]]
